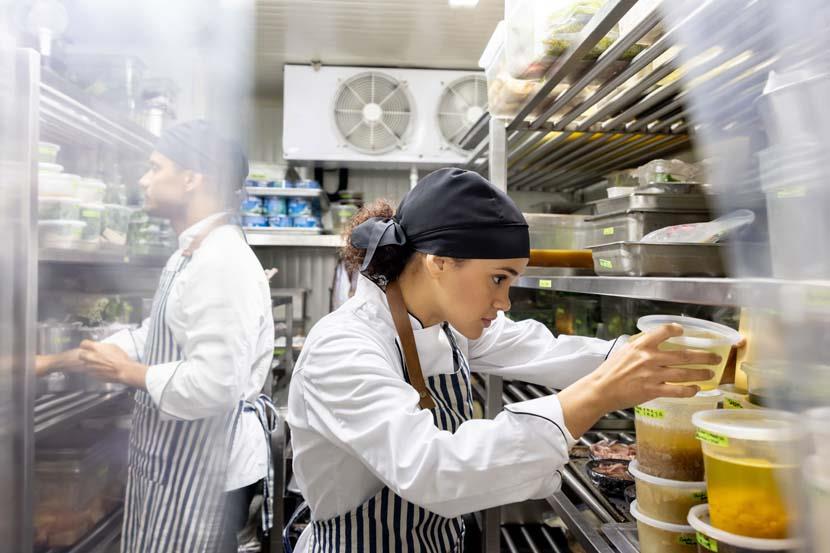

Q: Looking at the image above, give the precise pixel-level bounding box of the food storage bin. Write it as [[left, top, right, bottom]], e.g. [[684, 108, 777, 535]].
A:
[[39, 141, 61, 164], [629, 460, 707, 525], [688, 504, 802, 553], [76, 178, 107, 203], [692, 409, 802, 539], [589, 242, 725, 277], [79, 203, 105, 243], [38, 162, 64, 174], [39, 196, 81, 221], [718, 384, 757, 410], [264, 196, 287, 216], [803, 456, 830, 550], [630, 500, 697, 553], [759, 142, 830, 278], [268, 215, 292, 228], [102, 204, 133, 246], [525, 213, 590, 250], [246, 163, 284, 187], [585, 210, 710, 247], [288, 197, 314, 217], [742, 362, 830, 411], [331, 203, 359, 234], [635, 391, 721, 481], [39, 220, 86, 249], [241, 196, 264, 214], [637, 315, 740, 391], [39, 172, 76, 197], [292, 215, 322, 228], [242, 214, 268, 227], [479, 21, 541, 118], [638, 159, 697, 185]]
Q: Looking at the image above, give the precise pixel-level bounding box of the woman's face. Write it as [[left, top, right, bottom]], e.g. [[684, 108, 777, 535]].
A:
[[431, 257, 529, 340]]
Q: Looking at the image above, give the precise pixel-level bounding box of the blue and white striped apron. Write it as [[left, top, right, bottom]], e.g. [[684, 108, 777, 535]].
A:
[[307, 323, 474, 553], [122, 227, 277, 553]]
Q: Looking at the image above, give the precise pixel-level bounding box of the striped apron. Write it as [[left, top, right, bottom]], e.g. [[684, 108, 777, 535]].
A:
[[122, 224, 277, 553], [307, 322, 474, 553]]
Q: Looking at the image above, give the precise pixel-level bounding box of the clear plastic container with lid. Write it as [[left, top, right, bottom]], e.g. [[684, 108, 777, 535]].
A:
[[38, 220, 86, 249], [637, 315, 740, 391], [39, 172, 76, 197], [718, 384, 758, 410], [630, 499, 698, 553], [628, 459, 707, 525], [692, 409, 802, 540], [479, 21, 541, 118], [805, 408, 830, 479], [38, 141, 61, 164], [76, 177, 108, 203], [635, 391, 722, 481], [38, 196, 81, 221], [803, 456, 830, 551], [102, 204, 134, 247], [687, 504, 803, 553], [79, 203, 106, 243]]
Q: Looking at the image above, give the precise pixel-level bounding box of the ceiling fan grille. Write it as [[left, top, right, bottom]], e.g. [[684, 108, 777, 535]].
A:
[[437, 75, 488, 152], [333, 71, 413, 155]]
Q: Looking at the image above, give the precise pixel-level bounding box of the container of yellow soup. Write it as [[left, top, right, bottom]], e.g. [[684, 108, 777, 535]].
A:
[[630, 499, 697, 553], [629, 460, 707, 525], [637, 315, 740, 391], [692, 409, 802, 540], [687, 504, 803, 553], [635, 391, 722, 481]]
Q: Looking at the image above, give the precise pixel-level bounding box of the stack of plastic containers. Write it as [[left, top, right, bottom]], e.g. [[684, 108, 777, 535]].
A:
[[37, 143, 86, 250], [242, 165, 323, 230], [688, 409, 804, 552]]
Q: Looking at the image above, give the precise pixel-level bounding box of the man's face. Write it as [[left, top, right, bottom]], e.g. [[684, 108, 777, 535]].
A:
[[139, 152, 190, 218]]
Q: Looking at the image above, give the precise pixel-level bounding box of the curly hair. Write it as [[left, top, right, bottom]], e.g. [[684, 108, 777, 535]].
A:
[[340, 199, 415, 287]]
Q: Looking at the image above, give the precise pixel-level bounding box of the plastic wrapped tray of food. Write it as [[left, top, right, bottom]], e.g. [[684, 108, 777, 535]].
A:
[[590, 192, 710, 216], [588, 242, 725, 277], [586, 209, 710, 246]]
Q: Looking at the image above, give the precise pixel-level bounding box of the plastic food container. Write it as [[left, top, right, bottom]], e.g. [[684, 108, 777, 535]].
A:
[[243, 214, 268, 227], [630, 500, 697, 553], [39, 141, 61, 164], [331, 203, 359, 233], [39, 172, 76, 197], [288, 197, 314, 217], [102, 204, 133, 246], [692, 409, 802, 539], [637, 315, 740, 391], [629, 460, 707, 525], [76, 178, 107, 203], [805, 408, 830, 478], [79, 203, 105, 243], [742, 362, 830, 411], [295, 179, 321, 189], [638, 159, 697, 185], [586, 210, 710, 247], [268, 215, 292, 228], [688, 504, 802, 553], [803, 455, 830, 550], [718, 384, 757, 410], [39, 196, 81, 221], [525, 213, 590, 250], [292, 215, 322, 228], [38, 162, 64, 174], [241, 196, 264, 214], [264, 196, 287, 216], [635, 391, 721, 481], [39, 220, 86, 249], [479, 21, 541, 118]]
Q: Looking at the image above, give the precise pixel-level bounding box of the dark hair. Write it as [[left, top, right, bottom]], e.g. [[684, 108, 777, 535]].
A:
[[341, 199, 415, 287]]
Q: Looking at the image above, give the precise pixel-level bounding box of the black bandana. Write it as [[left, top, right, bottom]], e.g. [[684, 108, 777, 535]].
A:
[[351, 168, 529, 272]]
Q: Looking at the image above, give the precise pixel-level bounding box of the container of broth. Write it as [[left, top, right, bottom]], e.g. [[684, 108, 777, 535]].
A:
[[692, 409, 802, 540]]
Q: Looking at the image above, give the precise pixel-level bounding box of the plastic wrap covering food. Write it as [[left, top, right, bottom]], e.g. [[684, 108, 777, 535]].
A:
[[504, 0, 645, 80], [479, 22, 541, 117]]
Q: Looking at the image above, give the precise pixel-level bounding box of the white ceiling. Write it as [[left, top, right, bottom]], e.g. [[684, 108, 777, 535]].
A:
[[254, 0, 503, 95]]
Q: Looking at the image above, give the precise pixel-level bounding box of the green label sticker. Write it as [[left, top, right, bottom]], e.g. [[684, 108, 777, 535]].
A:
[[82, 209, 101, 218], [776, 185, 806, 199], [725, 397, 744, 409], [692, 491, 708, 501], [602, 226, 615, 236], [599, 259, 613, 269], [696, 429, 729, 447], [538, 279, 552, 289], [635, 406, 664, 419], [697, 532, 718, 552], [678, 534, 697, 546]]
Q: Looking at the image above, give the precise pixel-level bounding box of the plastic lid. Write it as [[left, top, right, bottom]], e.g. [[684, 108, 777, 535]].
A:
[[630, 500, 694, 533], [629, 460, 705, 488], [38, 220, 86, 228], [38, 162, 64, 173], [79, 178, 107, 189], [478, 20, 505, 69], [80, 202, 106, 210], [687, 505, 803, 550], [691, 409, 802, 442], [645, 389, 722, 406], [39, 141, 60, 151], [637, 315, 740, 347]]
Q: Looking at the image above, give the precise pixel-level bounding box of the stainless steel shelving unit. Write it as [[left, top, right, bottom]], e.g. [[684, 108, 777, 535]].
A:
[[34, 390, 130, 439]]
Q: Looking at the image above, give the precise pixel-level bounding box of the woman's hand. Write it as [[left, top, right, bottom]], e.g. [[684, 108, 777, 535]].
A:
[[558, 324, 722, 438]]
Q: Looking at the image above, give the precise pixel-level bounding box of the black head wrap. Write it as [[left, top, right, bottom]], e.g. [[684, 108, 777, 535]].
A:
[[351, 168, 529, 272], [154, 119, 249, 191]]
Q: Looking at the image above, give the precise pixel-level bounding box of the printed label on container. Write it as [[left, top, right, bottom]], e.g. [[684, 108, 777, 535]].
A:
[[599, 259, 613, 269], [677, 534, 697, 547], [634, 406, 664, 419], [82, 209, 102, 218], [696, 429, 729, 447], [697, 532, 718, 552], [724, 397, 744, 409], [776, 185, 806, 199], [602, 227, 615, 236], [692, 491, 708, 501], [538, 279, 552, 289]]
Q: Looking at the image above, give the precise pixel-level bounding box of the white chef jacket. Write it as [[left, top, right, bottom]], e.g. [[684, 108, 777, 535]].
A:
[[288, 275, 623, 528], [105, 212, 275, 491]]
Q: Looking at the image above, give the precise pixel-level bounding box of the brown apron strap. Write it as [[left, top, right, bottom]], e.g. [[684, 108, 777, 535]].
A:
[[386, 281, 436, 411], [182, 213, 235, 257]]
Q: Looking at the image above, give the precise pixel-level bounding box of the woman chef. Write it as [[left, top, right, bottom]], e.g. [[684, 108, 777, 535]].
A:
[[36, 121, 276, 552], [286, 168, 721, 552]]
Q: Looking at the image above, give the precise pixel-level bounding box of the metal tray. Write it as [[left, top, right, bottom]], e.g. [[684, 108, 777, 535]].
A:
[[591, 193, 710, 216], [589, 242, 725, 277], [585, 210, 710, 247]]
